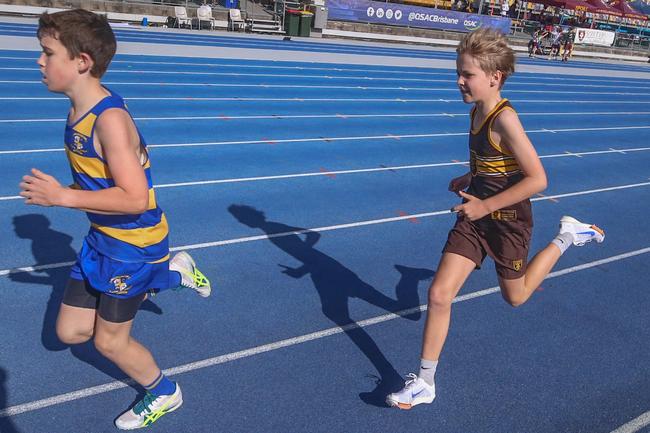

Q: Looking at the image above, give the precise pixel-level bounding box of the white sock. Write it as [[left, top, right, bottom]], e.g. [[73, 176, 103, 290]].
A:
[[551, 232, 574, 255], [418, 359, 438, 386]]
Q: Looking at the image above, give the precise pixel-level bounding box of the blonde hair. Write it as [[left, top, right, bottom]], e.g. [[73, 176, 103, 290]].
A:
[[456, 28, 515, 87]]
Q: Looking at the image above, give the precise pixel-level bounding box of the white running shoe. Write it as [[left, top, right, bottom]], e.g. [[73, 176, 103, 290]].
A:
[[170, 251, 211, 297], [115, 384, 183, 430], [386, 373, 435, 410], [559, 216, 605, 246]]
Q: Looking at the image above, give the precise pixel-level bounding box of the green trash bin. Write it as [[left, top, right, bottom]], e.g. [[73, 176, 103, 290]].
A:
[[299, 11, 313, 37], [284, 9, 300, 36]]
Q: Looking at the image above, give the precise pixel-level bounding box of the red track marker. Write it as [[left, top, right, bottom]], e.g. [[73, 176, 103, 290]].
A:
[[398, 210, 419, 224], [319, 167, 336, 179], [536, 193, 559, 203]]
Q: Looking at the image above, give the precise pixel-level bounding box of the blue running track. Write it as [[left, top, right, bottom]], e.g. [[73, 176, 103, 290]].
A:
[[0, 25, 649, 433]]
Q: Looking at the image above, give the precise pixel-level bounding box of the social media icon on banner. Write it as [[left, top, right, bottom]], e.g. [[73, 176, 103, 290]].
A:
[[367, 6, 375, 17], [376, 8, 384, 18], [395, 10, 403, 20], [386, 9, 393, 19]]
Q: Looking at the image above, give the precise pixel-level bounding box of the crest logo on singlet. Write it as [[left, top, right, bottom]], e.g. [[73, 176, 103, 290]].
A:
[[512, 260, 523, 272], [70, 133, 88, 155], [109, 275, 132, 295]]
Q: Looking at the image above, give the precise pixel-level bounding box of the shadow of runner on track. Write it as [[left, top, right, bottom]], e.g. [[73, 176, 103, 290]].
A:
[[9, 214, 162, 393], [228, 204, 435, 407], [0, 367, 21, 433]]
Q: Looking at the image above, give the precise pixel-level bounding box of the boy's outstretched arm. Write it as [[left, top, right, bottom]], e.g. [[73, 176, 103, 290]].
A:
[[453, 109, 547, 221], [20, 109, 150, 215]]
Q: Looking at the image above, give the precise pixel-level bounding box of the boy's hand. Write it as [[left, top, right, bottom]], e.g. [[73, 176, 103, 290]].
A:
[[452, 191, 490, 221], [278, 264, 307, 279], [448, 172, 472, 195], [20, 168, 66, 207]]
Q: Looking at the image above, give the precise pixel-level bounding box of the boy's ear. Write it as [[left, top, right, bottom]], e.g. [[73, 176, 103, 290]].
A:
[[490, 70, 503, 87], [77, 53, 94, 75]]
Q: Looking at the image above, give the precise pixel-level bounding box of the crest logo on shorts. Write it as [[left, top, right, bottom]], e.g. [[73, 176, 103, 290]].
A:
[[512, 259, 523, 271], [109, 275, 131, 295]]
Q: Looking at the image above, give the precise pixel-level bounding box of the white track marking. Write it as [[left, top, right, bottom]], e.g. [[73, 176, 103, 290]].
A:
[[610, 411, 650, 433], [1, 246, 648, 418], [1, 125, 650, 155], [2, 66, 649, 90], [1, 148, 649, 201], [3, 55, 650, 84], [1, 96, 650, 105], [2, 110, 650, 123], [2, 80, 650, 95], [1, 180, 649, 276]]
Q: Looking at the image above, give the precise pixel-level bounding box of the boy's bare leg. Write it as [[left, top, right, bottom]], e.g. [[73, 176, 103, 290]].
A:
[[56, 304, 96, 345], [500, 216, 605, 306], [93, 317, 160, 386], [386, 253, 475, 409], [499, 243, 561, 307], [94, 309, 185, 429], [421, 253, 476, 361]]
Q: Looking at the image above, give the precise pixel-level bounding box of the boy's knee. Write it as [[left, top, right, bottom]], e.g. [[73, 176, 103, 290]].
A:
[[503, 297, 525, 308], [428, 285, 454, 308], [56, 325, 93, 345], [500, 289, 526, 308], [94, 333, 126, 358]]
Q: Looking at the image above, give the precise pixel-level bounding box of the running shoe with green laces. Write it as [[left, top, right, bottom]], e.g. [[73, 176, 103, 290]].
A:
[[115, 384, 183, 430], [170, 251, 211, 297]]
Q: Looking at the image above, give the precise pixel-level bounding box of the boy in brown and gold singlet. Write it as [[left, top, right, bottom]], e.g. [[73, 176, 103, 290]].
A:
[[386, 28, 605, 409]]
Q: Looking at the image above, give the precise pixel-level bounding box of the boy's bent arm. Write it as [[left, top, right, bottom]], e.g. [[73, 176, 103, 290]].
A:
[[61, 109, 150, 214], [480, 109, 547, 213]]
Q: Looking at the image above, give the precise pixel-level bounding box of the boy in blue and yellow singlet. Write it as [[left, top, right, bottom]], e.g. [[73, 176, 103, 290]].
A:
[[20, 9, 211, 429], [386, 28, 605, 409]]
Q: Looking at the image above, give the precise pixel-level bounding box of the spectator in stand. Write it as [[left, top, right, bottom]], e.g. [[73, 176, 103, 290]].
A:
[[501, 0, 510, 16]]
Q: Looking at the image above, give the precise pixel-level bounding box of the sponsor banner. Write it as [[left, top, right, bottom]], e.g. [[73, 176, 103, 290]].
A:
[[327, 0, 511, 33], [573, 28, 615, 46]]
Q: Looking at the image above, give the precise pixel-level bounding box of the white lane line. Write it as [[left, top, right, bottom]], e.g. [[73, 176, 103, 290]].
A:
[[3, 55, 646, 84], [610, 411, 650, 433], [2, 125, 650, 155], [2, 111, 650, 123], [0, 57, 449, 76], [2, 55, 647, 85], [2, 80, 650, 95], [2, 146, 650, 202], [2, 66, 648, 90], [1, 246, 648, 419], [1, 180, 649, 276], [1, 97, 650, 105]]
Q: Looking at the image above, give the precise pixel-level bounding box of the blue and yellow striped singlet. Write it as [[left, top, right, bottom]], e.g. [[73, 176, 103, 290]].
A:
[[64, 89, 169, 264]]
